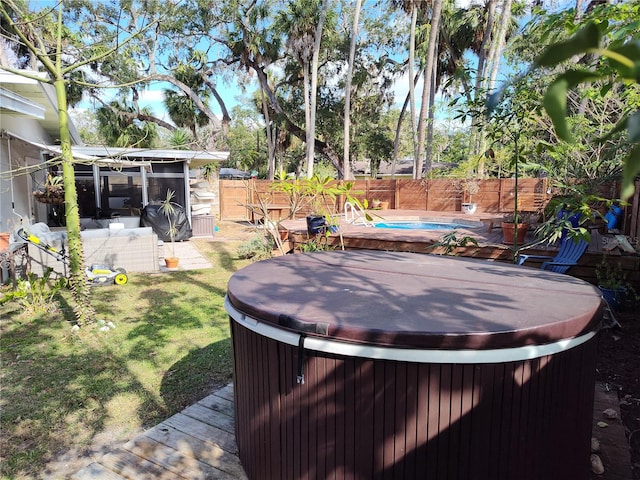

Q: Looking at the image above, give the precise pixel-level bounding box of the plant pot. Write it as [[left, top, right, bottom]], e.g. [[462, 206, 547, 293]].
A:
[[306, 215, 326, 235], [378, 201, 389, 210], [462, 203, 477, 215], [501, 222, 529, 245], [165, 257, 179, 269], [0, 232, 9, 250], [598, 285, 627, 311]]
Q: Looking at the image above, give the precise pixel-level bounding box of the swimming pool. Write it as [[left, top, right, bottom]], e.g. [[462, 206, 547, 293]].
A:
[[374, 220, 482, 230]]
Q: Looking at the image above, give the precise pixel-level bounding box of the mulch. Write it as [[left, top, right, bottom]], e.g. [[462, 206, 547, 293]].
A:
[[596, 308, 640, 478]]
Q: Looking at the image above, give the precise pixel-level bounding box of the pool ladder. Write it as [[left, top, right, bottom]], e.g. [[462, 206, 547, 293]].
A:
[[344, 201, 374, 227]]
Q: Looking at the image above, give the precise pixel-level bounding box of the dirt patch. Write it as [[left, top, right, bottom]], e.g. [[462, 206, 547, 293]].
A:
[[211, 220, 258, 242], [596, 309, 640, 478]]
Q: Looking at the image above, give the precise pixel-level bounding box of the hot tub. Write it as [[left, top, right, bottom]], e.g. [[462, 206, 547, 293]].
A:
[[225, 251, 603, 480]]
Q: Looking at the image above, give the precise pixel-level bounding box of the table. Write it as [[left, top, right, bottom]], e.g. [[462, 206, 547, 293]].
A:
[[1, 243, 30, 285], [246, 204, 289, 223], [226, 251, 603, 480]]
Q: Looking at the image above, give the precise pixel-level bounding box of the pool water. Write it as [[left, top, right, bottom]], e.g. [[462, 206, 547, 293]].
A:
[[374, 221, 480, 230]]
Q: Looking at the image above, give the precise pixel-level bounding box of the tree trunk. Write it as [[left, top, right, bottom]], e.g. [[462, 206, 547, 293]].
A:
[[249, 58, 344, 177], [425, 61, 437, 174], [409, 5, 419, 179], [342, 0, 363, 181], [416, 0, 443, 179], [474, 0, 496, 95], [303, 64, 313, 178], [261, 89, 276, 180], [472, 0, 496, 174], [392, 69, 423, 178], [55, 79, 95, 325], [307, 0, 330, 179], [487, 0, 512, 94]]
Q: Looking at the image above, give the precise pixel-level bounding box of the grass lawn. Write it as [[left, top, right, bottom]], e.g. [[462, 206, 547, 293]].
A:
[[0, 222, 257, 479]]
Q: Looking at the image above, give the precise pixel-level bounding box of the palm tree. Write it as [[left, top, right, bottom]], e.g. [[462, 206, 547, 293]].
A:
[[163, 66, 211, 141], [342, 0, 364, 180], [416, 0, 444, 178], [308, 0, 331, 179], [276, 0, 330, 179], [96, 101, 158, 148], [390, 0, 422, 178]]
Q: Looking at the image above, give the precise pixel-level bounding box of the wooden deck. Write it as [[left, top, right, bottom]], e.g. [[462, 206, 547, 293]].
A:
[[279, 209, 640, 289], [70, 381, 631, 480], [71, 384, 247, 480]]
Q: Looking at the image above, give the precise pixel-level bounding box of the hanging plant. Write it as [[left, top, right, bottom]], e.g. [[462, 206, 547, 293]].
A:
[[33, 174, 64, 204]]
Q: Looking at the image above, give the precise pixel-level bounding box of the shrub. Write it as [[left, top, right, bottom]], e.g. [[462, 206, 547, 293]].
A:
[[0, 268, 67, 315]]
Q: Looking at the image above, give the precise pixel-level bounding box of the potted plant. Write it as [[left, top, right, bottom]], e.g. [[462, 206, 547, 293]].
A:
[[457, 178, 480, 215], [159, 189, 180, 269], [596, 258, 632, 311], [33, 173, 64, 204], [501, 211, 539, 245]]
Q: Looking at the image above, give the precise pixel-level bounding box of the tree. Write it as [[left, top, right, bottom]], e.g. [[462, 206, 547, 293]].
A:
[[0, 1, 157, 326], [342, 0, 364, 180], [96, 101, 158, 148], [275, 0, 333, 178], [163, 66, 212, 141], [58, 1, 230, 149], [390, 0, 421, 178]]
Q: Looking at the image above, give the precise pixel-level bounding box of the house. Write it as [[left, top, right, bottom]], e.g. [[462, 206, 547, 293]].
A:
[[0, 70, 228, 236]]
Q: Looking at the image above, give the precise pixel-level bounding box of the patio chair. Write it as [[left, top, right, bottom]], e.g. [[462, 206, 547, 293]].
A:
[[517, 236, 589, 274]]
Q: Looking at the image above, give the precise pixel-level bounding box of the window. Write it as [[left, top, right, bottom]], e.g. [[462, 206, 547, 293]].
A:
[[99, 167, 143, 217]]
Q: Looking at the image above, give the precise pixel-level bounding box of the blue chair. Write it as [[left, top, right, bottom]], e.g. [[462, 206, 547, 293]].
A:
[[517, 236, 589, 274]]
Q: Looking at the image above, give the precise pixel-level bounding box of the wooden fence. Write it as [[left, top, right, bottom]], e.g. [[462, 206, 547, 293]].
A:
[[220, 178, 552, 221]]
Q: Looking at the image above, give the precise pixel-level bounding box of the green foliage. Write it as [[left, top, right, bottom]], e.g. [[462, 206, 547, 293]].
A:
[[534, 187, 613, 244], [431, 230, 478, 255], [0, 269, 67, 315], [166, 129, 193, 150], [528, 13, 639, 198], [298, 237, 333, 252], [236, 235, 274, 260], [159, 189, 179, 256], [224, 106, 267, 174], [163, 64, 211, 137], [596, 257, 629, 290], [96, 101, 158, 148]]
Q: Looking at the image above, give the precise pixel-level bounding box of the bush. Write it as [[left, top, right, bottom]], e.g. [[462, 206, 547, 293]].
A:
[[236, 235, 273, 260], [0, 268, 66, 315]]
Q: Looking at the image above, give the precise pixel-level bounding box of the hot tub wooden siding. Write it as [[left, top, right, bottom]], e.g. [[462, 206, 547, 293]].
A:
[[231, 320, 597, 480]]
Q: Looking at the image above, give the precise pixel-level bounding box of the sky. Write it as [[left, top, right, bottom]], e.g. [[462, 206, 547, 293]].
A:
[[76, 0, 576, 129]]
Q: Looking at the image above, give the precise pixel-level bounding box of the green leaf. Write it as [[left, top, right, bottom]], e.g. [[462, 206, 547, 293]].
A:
[[543, 79, 572, 142], [561, 68, 604, 88], [622, 144, 640, 199], [535, 21, 601, 67], [610, 40, 640, 71]]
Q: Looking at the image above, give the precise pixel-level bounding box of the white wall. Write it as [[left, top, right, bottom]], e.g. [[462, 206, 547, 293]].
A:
[[1, 117, 53, 234]]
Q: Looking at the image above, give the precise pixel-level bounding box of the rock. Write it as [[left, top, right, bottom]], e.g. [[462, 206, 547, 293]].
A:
[[603, 408, 618, 419], [591, 454, 605, 475], [591, 437, 601, 452], [597, 421, 609, 428]]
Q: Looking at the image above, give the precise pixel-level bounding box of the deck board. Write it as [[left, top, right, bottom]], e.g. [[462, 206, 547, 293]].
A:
[[71, 380, 632, 479], [143, 425, 247, 478], [124, 435, 239, 480], [182, 403, 235, 434], [71, 462, 128, 480], [72, 386, 246, 480]]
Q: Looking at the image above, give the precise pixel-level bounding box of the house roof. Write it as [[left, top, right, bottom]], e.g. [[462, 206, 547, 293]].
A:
[[73, 146, 229, 167], [0, 69, 82, 144], [1, 70, 229, 167]]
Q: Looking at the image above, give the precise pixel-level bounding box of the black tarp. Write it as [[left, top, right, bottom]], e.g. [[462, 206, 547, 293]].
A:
[[141, 204, 192, 242]]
